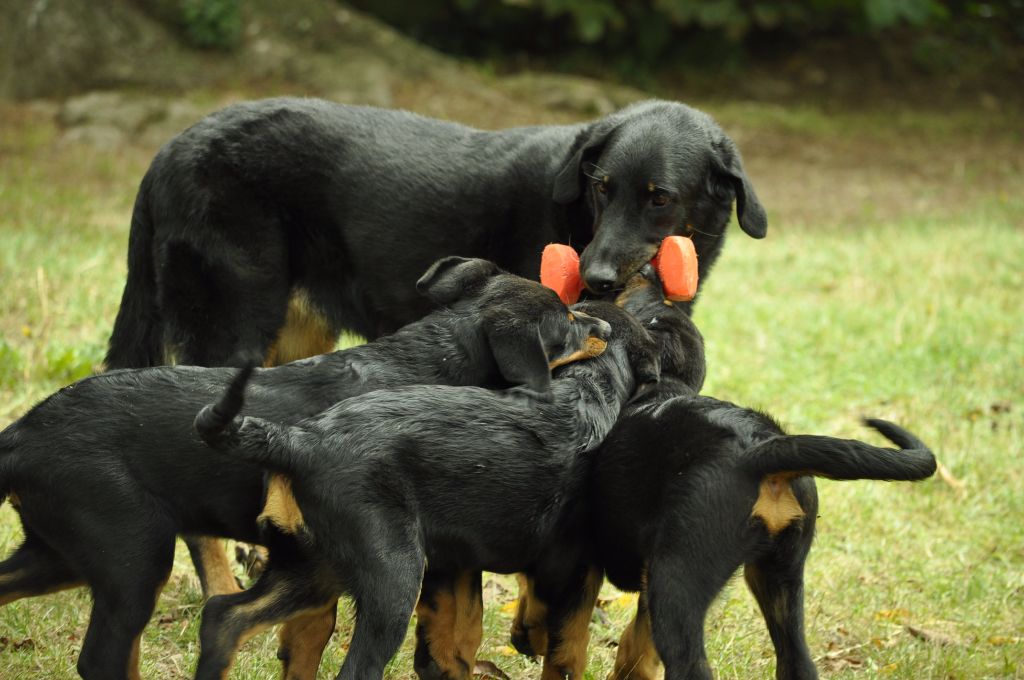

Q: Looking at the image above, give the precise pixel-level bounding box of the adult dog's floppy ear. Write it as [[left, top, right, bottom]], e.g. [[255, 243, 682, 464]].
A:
[[712, 136, 767, 239], [552, 120, 617, 204], [484, 312, 552, 395], [416, 256, 501, 305]]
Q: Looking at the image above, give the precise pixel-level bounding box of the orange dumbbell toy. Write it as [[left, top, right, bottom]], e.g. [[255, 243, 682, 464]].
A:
[[540, 235, 699, 304]]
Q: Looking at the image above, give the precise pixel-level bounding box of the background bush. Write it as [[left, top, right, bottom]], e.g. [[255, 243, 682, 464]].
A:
[[346, 0, 1023, 73]]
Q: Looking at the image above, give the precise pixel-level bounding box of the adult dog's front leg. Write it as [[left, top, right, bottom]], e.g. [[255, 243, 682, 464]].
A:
[[414, 570, 483, 680]]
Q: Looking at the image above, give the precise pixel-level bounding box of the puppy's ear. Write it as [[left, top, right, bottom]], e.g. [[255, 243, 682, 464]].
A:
[[712, 136, 767, 239], [484, 314, 552, 395], [416, 257, 501, 305], [552, 120, 617, 205]]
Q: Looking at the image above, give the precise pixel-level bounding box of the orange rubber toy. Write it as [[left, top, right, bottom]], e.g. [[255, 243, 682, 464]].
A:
[[540, 236, 699, 304]]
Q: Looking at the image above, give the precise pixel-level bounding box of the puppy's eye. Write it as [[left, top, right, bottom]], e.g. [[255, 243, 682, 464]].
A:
[[650, 192, 670, 207], [594, 179, 608, 195]]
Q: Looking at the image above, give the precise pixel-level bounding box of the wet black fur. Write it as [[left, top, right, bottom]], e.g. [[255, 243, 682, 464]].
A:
[[192, 301, 661, 680], [0, 259, 603, 680], [574, 280, 937, 680], [105, 98, 767, 369]]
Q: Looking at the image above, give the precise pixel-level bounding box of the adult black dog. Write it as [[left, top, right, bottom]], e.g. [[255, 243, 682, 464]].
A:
[[105, 98, 767, 372], [508, 275, 937, 680], [192, 300, 660, 680], [0, 258, 610, 680]]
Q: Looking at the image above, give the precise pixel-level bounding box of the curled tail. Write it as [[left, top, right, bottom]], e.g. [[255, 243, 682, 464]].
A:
[[194, 365, 304, 474], [742, 418, 936, 481], [194, 364, 256, 448], [105, 174, 164, 369]]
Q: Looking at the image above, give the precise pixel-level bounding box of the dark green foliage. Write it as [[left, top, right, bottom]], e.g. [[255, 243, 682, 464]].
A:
[[347, 0, 1021, 72], [181, 0, 242, 50]]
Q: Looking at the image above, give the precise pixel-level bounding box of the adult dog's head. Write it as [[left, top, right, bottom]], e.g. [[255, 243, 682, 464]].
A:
[[553, 100, 766, 299]]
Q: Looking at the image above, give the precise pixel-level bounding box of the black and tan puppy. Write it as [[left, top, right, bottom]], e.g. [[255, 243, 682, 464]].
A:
[[192, 300, 660, 680], [0, 258, 609, 680], [106, 98, 767, 371], [514, 276, 937, 680]]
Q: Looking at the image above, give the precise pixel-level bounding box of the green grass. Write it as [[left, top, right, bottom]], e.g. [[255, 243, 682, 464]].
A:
[[0, 98, 1022, 679]]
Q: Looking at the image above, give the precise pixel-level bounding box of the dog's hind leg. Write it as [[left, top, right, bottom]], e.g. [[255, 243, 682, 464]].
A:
[[743, 522, 818, 680], [277, 598, 339, 680], [0, 536, 82, 606], [607, 593, 661, 680], [75, 536, 175, 680], [195, 559, 336, 680], [645, 545, 736, 680], [337, 546, 425, 680]]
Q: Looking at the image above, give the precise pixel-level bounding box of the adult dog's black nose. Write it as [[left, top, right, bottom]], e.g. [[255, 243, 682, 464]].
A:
[[583, 265, 618, 294]]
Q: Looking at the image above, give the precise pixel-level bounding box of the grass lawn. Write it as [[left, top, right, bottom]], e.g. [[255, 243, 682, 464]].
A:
[[0, 93, 1021, 679]]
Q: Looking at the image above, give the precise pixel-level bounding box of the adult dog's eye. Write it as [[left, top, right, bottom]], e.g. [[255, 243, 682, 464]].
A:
[[650, 192, 670, 207], [594, 180, 608, 195]]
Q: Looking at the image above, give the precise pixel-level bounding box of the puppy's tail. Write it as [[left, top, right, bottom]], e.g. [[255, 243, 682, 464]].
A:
[[195, 364, 306, 474], [194, 364, 256, 447], [741, 418, 936, 481]]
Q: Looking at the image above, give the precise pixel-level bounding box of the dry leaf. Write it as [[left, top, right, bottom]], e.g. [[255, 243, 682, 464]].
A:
[[905, 624, 962, 646]]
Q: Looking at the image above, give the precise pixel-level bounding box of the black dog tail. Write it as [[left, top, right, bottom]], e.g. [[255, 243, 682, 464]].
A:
[[742, 418, 937, 481], [105, 174, 164, 369], [195, 365, 306, 474], [194, 364, 256, 447]]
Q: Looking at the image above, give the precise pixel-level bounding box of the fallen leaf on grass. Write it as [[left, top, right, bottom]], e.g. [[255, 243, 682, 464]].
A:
[[875, 608, 911, 622], [499, 600, 519, 616], [905, 624, 962, 646], [988, 635, 1023, 645]]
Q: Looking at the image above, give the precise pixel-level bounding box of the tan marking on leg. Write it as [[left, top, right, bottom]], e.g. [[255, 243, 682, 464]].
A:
[[453, 572, 483, 673], [264, 290, 338, 367], [195, 538, 242, 597], [277, 599, 337, 680], [542, 567, 603, 680], [608, 598, 661, 680], [126, 574, 167, 680], [416, 582, 466, 678], [751, 473, 806, 536], [511, 573, 550, 656], [215, 580, 316, 680], [548, 336, 608, 370], [259, 475, 306, 534], [127, 634, 142, 680]]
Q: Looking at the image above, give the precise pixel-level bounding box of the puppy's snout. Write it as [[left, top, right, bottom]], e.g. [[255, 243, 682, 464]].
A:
[[575, 311, 611, 341]]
